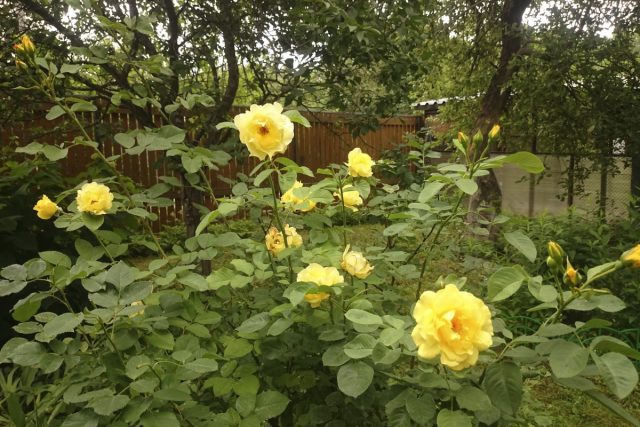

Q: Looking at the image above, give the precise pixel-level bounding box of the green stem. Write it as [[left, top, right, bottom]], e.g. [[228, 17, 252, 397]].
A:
[[268, 171, 293, 282]]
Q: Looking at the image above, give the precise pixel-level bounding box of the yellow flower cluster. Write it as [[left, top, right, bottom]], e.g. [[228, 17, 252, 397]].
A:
[[411, 284, 493, 371], [233, 102, 294, 160], [265, 225, 303, 255]]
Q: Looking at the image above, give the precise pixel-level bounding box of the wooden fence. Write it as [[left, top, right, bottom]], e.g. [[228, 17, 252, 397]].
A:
[[2, 107, 423, 228]]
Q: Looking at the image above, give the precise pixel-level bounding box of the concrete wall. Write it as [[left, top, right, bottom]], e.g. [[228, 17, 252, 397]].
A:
[[494, 155, 631, 218]]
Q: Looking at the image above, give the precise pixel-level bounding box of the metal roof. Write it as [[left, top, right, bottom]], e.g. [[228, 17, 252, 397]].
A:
[[411, 97, 451, 111]]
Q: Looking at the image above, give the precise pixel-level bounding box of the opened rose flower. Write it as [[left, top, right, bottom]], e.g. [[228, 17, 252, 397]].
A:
[[265, 224, 303, 255], [281, 181, 316, 212], [334, 186, 363, 211], [233, 102, 294, 160], [33, 195, 59, 220], [411, 284, 493, 371], [341, 245, 374, 279], [297, 263, 344, 287], [346, 147, 375, 177], [76, 182, 114, 215]]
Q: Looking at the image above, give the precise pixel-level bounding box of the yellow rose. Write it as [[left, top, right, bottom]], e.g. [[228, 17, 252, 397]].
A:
[[233, 102, 294, 160], [76, 182, 114, 215], [620, 244, 640, 268], [304, 292, 330, 308], [411, 284, 493, 371], [341, 245, 374, 279], [346, 147, 374, 177], [334, 186, 363, 211], [547, 241, 565, 264], [33, 195, 58, 220], [265, 224, 302, 255], [297, 263, 344, 287], [281, 181, 316, 212]]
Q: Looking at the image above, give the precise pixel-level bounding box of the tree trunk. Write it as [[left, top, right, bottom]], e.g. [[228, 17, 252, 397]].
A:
[[469, 0, 532, 225]]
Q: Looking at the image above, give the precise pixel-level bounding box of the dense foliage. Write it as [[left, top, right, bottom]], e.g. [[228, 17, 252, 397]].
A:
[[0, 40, 639, 426]]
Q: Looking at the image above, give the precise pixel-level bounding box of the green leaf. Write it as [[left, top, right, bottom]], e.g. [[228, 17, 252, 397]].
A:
[[195, 210, 220, 236], [454, 178, 478, 195], [584, 390, 640, 427], [61, 410, 99, 427], [343, 334, 377, 359], [185, 358, 219, 373], [345, 309, 383, 326], [46, 105, 65, 120], [586, 261, 619, 283], [502, 152, 544, 173], [114, 133, 136, 149], [482, 361, 522, 416], [254, 168, 274, 186], [549, 341, 589, 378], [337, 361, 374, 398], [436, 409, 472, 427], [81, 212, 104, 231], [593, 352, 638, 399], [537, 323, 575, 337], [487, 267, 525, 302], [418, 182, 445, 203], [456, 385, 492, 411], [70, 101, 96, 112], [405, 394, 436, 425], [234, 375, 259, 396], [140, 412, 180, 427], [215, 121, 238, 130], [267, 318, 293, 336], [145, 331, 174, 350], [504, 231, 537, 262], [254, 391, 290, 420], [283, 109, 311, 127], [322, 345, 350, 367], [224, 338, 253, 359], [105, 262, 135, 290], [39, 251, 71, 268], [88, 394, 129, 416], [177, 273, 209, 291], [590, 336, 640, 361], [42, 313, 83, 339], [0, 280, 28, 297], [237, 313, 271, 334]]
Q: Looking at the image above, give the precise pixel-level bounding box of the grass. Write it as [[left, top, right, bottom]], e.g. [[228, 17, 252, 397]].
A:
[[131, 220, 640, 425]]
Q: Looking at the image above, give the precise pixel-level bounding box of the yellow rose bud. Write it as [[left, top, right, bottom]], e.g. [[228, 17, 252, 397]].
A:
[[411, 284, 493, 371], [20, 35, 35, 55], [265, 224, 302, 255], [563, 258, 581, 287], [472, 130, 483, 145], [346, 147, 375, 178], [546, 256, 557, 270], [233, 102, 294, 160], [15, 59, 28, 70], [620, 244, 640, 268], [334, 186, 363, 211], [304, 292, 330, 308], [281, 181, 316, 212], [488, 124, 500, 139], [341, 245, 374, 279], [457, 131, 469, 146], [33, 195, 59, 220], [547, 241, 565, 264], [297, 263, 344, 287], [76, 182, 114, 215]]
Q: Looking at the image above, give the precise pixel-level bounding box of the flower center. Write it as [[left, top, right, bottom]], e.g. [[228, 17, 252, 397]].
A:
[[258, 124, 270, 136], [451, 315, 463, 333]]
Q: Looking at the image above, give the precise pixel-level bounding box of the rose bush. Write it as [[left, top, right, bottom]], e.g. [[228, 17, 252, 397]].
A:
[[0, 37, 638, 427]]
